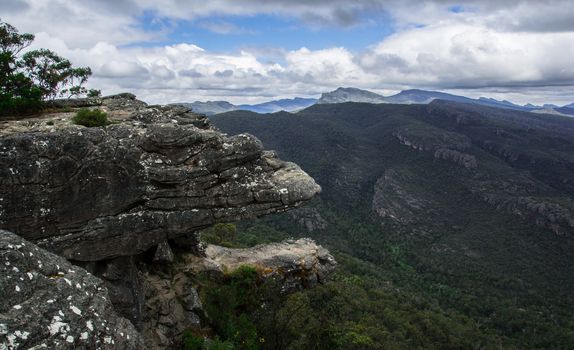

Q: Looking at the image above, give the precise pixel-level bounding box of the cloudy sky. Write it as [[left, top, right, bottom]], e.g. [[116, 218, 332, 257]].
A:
[[3, 0, 574, 105]]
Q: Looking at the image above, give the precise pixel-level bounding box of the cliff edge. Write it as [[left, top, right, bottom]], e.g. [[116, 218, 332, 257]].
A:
[[0, 94, 334, 349]]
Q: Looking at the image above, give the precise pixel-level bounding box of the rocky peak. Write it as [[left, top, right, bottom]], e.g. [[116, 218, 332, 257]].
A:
[[317, 87, 387, 104]]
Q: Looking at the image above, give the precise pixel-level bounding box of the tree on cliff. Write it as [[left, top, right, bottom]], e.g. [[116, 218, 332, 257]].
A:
[[0, 19, 92, 116]]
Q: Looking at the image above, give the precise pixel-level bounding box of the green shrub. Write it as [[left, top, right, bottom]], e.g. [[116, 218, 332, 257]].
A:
[[203, 265, 261, 350], [72, 108, 109, 127], [0, 82, 43, 116], [182, 331, 235, 350], [201, 223, 237, 247], [205, 338, 235, 350], [183, 331, 205, 350]]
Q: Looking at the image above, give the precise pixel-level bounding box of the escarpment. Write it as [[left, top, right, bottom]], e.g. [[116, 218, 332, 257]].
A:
[[393, 125, 478, 169], [0, 94, 333, 349]]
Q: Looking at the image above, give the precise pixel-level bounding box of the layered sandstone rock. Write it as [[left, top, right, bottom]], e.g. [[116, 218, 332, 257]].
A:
[[0, 95, 320, 261]]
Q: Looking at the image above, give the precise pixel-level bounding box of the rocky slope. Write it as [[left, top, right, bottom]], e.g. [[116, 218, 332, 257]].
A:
[[0, 94, 333, 349], [0, 94, 320, 261]]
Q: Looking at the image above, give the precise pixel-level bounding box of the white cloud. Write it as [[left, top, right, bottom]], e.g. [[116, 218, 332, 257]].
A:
[[285, 47, 374, 87], [3, 0, 574, 104], [100, 61, 149, 78], [360, 23, 574, 89]]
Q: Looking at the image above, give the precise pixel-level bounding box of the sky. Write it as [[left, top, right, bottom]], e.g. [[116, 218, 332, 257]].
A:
[[2, 0, 574, 105]]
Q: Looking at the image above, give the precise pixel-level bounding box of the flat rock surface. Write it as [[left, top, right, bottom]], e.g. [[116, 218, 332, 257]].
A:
[[191, 238, 337, 290]]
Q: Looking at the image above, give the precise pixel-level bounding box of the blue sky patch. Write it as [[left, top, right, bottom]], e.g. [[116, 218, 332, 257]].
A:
[[135, 12, 396, 53]]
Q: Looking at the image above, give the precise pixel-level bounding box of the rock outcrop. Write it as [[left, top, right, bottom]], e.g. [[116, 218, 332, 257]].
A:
[[137, 238, 336, 349], [393, 127, 478, 169], [139, 261, 203, 349], [434, 148, 478, 169], [0, 94, 321, 262], [0, 230, 144, 349], [372, 168, 440, 228], [191, 238, 336, 291], [0, 94, 332, 349], [477, 191, 574, 236]]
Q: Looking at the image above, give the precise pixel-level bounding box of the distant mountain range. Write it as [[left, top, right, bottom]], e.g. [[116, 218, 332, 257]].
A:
[[318, 87, 573, 114], [176, 97, 316, 116], [556, 106, 574, 116], [177, 87, 573, 116]]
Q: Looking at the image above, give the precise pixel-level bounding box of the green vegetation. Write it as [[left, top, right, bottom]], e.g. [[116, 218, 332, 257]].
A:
[[210, 102, 574, 348], [196, 219, 574, 349], [195, 224, 500, 349], [183, 332, 234, 350], [87, 89, 102, 98], [0, 19, 92, 116], [190, 264, 275, 350], [201, 223, 238, 247], [72, 108, 109, 127], [203, 265, 262, 349]]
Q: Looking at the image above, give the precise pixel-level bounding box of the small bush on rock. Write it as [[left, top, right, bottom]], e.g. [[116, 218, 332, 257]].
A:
[[72, 108, 109, 127]]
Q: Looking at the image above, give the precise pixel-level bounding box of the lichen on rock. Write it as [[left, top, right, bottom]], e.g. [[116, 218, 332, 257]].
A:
[[0, 230, 144, 349]]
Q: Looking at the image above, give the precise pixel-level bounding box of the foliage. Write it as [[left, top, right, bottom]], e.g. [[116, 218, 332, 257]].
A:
[[199, 223, 504, 350], [201, 223, 237, 247], [211, 102, 574, 349], [0, 20, 40, 115], [203, 265, 262, 350], [183, 332, 234, 350], [87, 89, 102, 98], [183, 332, 206, 350], [0, 19, 92, 116], [20, 48, 91, 100], [72, 108, 109, 127], [205, 339, 235, 350]]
